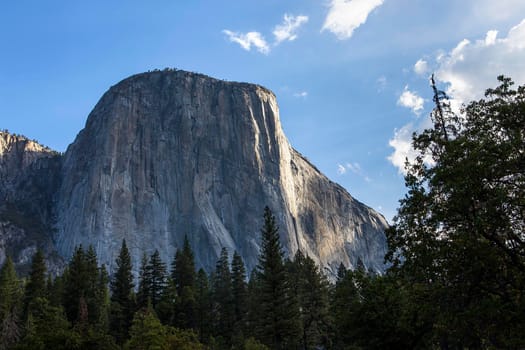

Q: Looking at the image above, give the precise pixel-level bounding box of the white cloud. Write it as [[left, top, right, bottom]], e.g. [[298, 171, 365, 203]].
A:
[[414, 59, 429, 76], [397, 86, 424, 115], [388, 124, 415, 175], [223, 30, 270, 54], [388, 116, 436, 174], [484, 30, 498, 45], [293, 91, 308, 98], [322, 0, 384, 40], [273, 14, 309, 44], [337, 164, 347, 175], [389, 19, 525, 174], [434, 19, 525, 108]]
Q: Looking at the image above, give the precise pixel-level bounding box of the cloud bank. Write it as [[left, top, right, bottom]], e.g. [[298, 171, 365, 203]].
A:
[[388, 18, 525, 174]]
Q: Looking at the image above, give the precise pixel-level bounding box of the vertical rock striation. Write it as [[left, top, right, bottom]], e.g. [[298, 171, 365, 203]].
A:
[[54, 70, 388, 276]]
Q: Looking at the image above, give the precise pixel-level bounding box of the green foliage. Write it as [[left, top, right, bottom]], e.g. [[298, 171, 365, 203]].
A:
[[171, 235, 196, 295], [62, 245, 110, 330], [171, 238, 197, 330], [254, 206, 301, 349], [148, 250, 167, 309], [289, 250, 332, 350], [137, 253, 151, 309], [110, 239, 135, 344], [15, 297, 81, 350], [125, 307, 204, 350], [164, 327, 205, 350], [194, 268, 212, 343], [125, 307, 167, 350], [212, 247, 234, 348], [243, 337, 270, 350], [231, 251, 248, 346], [0, 256, 23, 350], [386, 76, 525, 347], [23, 250, 47, 319]]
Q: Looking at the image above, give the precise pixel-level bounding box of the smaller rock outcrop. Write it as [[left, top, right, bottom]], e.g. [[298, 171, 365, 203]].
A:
[[0, 131, 63, 273]]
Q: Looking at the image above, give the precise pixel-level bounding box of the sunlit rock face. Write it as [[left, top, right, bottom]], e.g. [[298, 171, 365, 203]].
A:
[[54, 70, 388, 276], [1, 70, 388, 277]]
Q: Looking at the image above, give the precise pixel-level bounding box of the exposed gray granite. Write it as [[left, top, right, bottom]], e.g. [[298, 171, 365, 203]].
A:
[[1, 70, 388, 278]]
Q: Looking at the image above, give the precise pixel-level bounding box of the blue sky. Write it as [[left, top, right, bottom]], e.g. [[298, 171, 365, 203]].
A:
[[2, 0, 525, 221]]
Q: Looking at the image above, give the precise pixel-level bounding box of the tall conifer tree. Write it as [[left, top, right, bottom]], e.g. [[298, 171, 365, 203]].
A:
[[231, 251, 248, 347], [110, 240, 135, 344], [147, 250, 167, 308], [0, 256, 22, 349], [212, 247, 234, 346], [171, 235, 196, 295], [24, 250, 47, 318], [256, 206, 300, 349]]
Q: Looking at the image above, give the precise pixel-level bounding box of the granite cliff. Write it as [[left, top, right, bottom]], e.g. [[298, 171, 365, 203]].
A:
[[1, 70, 388, 276], [0, 132, 62, 273]]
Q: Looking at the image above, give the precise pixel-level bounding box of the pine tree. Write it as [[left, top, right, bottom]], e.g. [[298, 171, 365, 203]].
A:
[[171, 235, 196, 295], [256, 206, 300, 349], [290, 251, 331, 350], [212, 247, 234, 347], [157, 278, 178, 325], [0, 256, 22, 350], [24, 250, 47, 319], [195, 268, 212, 343], [110, 240, 135, 344], [136, 253, 151, 309], [171, 237, 197, 330], [83, 246, 105, 326], [63, 245, 109, 329], [96, 264, 110, 330], [147, 250, 167, 309], [231, 251, 248, 345], [63, 245, 86, 323]]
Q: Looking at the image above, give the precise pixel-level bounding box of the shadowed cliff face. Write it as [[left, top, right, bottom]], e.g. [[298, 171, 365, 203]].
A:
[[0, 132, 63, 272], [54, 70, 388, 276]]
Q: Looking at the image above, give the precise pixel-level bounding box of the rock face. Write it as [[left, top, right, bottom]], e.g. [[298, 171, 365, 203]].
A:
[[2, 70, 388, 277], [0, 132, 63, 273]]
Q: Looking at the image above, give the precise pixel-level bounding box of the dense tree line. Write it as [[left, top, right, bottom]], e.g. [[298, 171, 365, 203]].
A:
[[0, 207, 332, 350], [1, 76, 524, 349]]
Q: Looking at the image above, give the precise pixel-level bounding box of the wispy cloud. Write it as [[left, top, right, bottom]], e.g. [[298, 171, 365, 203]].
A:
[[397, 86, 424, 115], [293, 91, 308, 98], [376, 75, 387, 91], [222, 30, 270, 54], [337, 162, 372, 182], [224, 13, 308, 54], [322, 0, 384, 40], [273, 14, 309, 44]]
